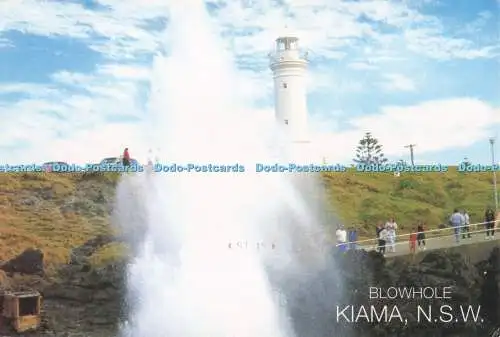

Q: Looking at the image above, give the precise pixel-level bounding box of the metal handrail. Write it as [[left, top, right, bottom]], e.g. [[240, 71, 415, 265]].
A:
[[346, 225, 499, 251], [336, 220, 500, 249], [338, 219, 500, 246]]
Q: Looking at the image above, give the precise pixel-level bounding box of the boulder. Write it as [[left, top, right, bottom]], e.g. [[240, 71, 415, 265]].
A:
[[0, 248, 44, 275]]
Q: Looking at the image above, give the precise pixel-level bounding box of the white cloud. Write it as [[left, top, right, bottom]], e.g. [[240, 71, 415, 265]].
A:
[[0, 83, 58, 97], [51, 71, 94, 86], [97, 65, 151, 80], [404, 28, 498, 60], [4, 122, 147, 165], [315, 98, 500, 163], [348, 61, 378, 70], [355, 98, 500, 152], [0, 0, 166, 59], [4, 0, 495, 62], [0, 0, 499, 166], [380, 73, 416, 91], [0, 37, 12, 48], [0, 62, 149, 164]]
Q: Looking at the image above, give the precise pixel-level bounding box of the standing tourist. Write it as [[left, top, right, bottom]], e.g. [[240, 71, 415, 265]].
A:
[[122, 148, 130, 167], [461, 209, 471, 239], [336, 225, 347, 253], [385, 218, 398, 253], [348, 228, 358, 250], [376, 223, 387, 256], [409, 227, 417, 254], [417, 222, 426, 251], [449, 209, 464, 243], [485, 207, 496, 239]]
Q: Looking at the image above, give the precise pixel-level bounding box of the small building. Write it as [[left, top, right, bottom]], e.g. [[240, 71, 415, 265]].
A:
[[0, 290, 42, 333]]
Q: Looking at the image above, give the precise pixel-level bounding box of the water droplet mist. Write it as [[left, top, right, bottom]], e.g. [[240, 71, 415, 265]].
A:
[[115, 2, 332, 336]]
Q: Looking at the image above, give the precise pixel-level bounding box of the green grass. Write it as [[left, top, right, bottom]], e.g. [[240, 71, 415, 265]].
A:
[[0, 168, 496, 269], [322, 167, 496, 237], [0, 172, 120, 272], [88, 242, 129, 268]]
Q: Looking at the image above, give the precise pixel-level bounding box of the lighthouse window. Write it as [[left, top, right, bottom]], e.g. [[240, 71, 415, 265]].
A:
[[284, 119, 288, 125], [282, 83, 287, 88]]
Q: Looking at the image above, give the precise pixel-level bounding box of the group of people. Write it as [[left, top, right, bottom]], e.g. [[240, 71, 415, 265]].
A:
[[408, 223, 427, 254], [121, 148, 157, 172], [374, 218, 419, 255], [449, 207, 496, 242], [335, 225, 358, 252], [373, 207, 497, 256]]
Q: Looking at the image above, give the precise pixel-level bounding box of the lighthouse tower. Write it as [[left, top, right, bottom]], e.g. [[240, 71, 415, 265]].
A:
[[269, 34, 309, 144]]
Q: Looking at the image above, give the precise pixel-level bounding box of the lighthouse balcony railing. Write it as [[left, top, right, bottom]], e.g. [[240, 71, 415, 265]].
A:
[[268, 50, 309, 64]]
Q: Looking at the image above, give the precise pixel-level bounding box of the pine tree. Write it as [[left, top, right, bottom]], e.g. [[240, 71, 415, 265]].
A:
[[353, 132, 388, 164]]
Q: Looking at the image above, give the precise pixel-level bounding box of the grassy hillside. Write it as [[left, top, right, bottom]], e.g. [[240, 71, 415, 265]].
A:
[[322, 167, 495, 236], [0, 172, 120, 271], [0, 168, 496, 268]]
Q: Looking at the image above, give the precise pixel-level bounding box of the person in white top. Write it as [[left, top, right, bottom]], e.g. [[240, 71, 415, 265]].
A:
[[385, 218, 398, 253], [336, 225, 347, 252], [461, 209, 471, 239]]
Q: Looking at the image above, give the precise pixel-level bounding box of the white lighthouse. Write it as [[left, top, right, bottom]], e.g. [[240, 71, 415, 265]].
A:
[[269, 34, 309, 144]]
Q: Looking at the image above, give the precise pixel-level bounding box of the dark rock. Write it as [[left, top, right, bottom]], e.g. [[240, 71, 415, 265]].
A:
[[7, 238, 499, 337], [0, 248, 44, 275], [280, 249, 494, 337], [478, 247, 500, 326], [44, 262, 125, 305], [43, 284, 95, 302]]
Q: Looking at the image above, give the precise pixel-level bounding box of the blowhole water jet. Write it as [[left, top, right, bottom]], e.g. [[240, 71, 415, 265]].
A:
[[115, 2, 335, 337]]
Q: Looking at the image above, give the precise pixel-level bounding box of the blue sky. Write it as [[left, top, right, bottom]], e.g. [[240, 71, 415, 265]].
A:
[[0, 0, 499, 165]]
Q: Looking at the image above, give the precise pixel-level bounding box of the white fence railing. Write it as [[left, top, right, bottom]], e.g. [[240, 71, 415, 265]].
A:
[[337, 219, 500, 250]]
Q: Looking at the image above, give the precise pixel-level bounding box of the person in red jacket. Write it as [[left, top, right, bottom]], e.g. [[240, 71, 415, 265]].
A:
[[123, 148, 130, 167], [409, 227, 417, 254]]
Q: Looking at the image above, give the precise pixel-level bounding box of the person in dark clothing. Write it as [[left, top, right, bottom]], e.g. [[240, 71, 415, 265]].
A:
[[485, 207, 496, 239], [348, 228, 358, 250], [376, 223, 387, 255], [417, 222, 426, 250], [123, 148, 130, 167]]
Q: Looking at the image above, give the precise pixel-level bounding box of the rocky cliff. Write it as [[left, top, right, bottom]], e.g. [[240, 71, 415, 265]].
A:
[[285, 248, 500, 337], [0, 238, 498, 336]]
